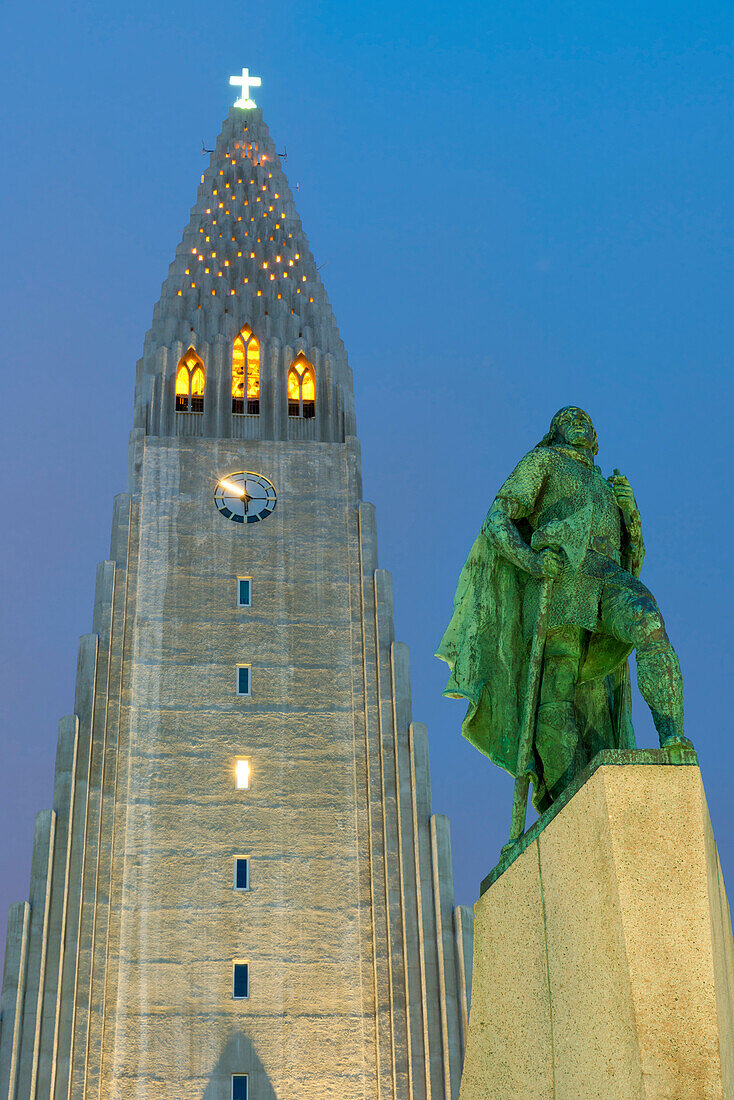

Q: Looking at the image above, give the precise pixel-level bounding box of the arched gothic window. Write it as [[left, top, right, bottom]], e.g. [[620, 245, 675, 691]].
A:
[[175, 348, 205, 412], [232, 325, 260, 415], [287, 354, 315, 419]]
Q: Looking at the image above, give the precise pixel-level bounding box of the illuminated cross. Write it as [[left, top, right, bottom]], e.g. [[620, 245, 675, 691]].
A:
[[230, 68, 262, 109]]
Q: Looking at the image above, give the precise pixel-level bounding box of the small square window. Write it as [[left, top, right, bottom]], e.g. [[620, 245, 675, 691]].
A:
[[233, 961, 249, 999], [234, 856, 250, 890], [237, 665, 251, 696], [237, 578, 252, 607], [235, 759, 251, 790], [232, 1076, 248, 1100]]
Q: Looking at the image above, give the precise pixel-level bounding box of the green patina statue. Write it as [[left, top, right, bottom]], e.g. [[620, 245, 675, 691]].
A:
[[437, 407, 693, 839]]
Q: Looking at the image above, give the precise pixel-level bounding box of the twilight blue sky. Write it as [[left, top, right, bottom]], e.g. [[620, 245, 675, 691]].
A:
[[1, 0, 733, 962]]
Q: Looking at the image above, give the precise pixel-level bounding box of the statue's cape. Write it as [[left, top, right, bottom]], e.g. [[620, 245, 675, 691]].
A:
[[435, 531, 635, 809]]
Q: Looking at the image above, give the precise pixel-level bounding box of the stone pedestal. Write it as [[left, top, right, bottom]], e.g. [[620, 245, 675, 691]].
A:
[[459, 751, 734, 1100]]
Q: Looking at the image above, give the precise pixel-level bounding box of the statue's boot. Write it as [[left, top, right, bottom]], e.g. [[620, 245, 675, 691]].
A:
[[636, 637, 694, 752], [535, 701, 579, 804], [650, 709, 694, 756], [536, 628, 583, 804]]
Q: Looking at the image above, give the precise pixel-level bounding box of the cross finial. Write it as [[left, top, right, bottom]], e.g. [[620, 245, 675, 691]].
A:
[[230, 68, 262, 110]]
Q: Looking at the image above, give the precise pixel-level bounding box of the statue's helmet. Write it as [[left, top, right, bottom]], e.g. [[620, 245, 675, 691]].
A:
[[537, 406, 598, 455]]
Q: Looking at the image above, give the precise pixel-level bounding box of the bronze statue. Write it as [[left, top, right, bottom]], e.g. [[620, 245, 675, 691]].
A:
[[437, 407, 692, 841]]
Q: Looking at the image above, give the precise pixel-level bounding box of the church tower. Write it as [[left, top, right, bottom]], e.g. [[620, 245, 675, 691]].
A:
[[0, 82, 472, 1100]]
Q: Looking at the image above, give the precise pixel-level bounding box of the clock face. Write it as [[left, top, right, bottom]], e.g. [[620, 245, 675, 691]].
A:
[[214, 471, 277, 524]]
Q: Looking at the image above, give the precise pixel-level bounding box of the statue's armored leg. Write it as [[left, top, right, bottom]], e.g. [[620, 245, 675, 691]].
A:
[[536, 626, 584, 802], [599, 581, 692, 752]]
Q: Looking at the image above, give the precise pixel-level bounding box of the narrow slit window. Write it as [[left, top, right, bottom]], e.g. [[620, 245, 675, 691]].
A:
[[237, 665, 251, 696], [234, 856, 250, 890], [175, 348, 205, 412], [235, 759, 251, 790], [287, 353, 315, 419], [233, 961, 249, 999], [237, 578, 252, 607], [232, 1074, 248, 1100], [232, 325, 260, 414]]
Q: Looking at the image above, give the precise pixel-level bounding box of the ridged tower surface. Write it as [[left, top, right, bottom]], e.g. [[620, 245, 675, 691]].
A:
[[0, 103, 473, 1100]]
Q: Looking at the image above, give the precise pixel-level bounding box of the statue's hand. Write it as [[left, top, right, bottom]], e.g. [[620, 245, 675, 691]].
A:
[[530, 548, 564, 579], [609, 469, 639, 522]]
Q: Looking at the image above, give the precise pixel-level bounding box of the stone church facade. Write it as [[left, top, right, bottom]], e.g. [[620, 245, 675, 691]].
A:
[[0, 104, 472, 1099]]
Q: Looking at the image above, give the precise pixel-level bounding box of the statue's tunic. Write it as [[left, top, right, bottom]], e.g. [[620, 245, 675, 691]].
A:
[[489, 444, 634, 635]]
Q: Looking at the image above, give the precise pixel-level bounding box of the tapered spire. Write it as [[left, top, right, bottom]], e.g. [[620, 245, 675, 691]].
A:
[[147, 107, 343, 355], [133, 106, 355, 447]]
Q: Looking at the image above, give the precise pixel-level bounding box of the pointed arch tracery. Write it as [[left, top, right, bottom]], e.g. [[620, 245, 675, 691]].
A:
[[232, 325, 260, 414], [287, 353, 315, 419], [175, 348, 205, 412]]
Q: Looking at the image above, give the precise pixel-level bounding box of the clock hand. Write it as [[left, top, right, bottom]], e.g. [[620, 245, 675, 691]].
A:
[[220, 477, 246, 498]]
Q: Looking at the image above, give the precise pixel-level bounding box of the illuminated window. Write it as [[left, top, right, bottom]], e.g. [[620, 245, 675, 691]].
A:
[[232, 325, 260, 414], [233, 962, 249, 999], [287, 354, 315, 419], [234, 857, 250, 890], [235, 758, 251, 789], [175, 348, 205, 412], [237, 578, 252, 607], [232, 1074, 248, 1100]]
